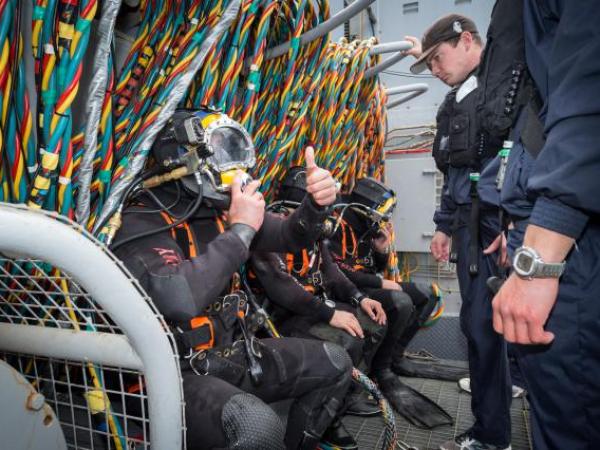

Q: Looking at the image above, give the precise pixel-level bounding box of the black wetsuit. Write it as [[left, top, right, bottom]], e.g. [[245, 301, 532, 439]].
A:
[[250, 243, 385, 371], [114, 185, 352, 450], [251, 237, 412, 375]]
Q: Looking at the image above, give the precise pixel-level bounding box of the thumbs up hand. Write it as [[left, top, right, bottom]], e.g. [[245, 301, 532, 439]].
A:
[[304, 146, 337, 207]]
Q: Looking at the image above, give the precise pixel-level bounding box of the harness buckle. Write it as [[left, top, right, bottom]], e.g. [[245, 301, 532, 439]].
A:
[[189, 350, 209, 376], [310, 271, 323, 287]]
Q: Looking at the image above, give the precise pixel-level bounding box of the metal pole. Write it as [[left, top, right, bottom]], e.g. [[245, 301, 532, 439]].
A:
[[386, 83, 429, 108], [0, 323, 144, 370], [369, 41, 412, 55], [262, 0, 376, 62], [365, 52, 407, 79]]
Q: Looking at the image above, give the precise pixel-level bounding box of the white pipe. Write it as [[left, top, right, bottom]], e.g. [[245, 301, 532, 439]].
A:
[[0, 323, 144, 370], [386, 83, 429, 96], [365, 52, 407, 79], [386, 83, 429, 108], [370, 41, 412, 55]]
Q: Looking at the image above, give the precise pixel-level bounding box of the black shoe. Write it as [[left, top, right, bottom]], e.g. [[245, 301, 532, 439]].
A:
[[319, 420, 358, 450], [345, 389, 382, 417]]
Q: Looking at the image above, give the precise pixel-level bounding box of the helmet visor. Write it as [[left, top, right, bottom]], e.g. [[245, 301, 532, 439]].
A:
[[206, 125, 254, 172]]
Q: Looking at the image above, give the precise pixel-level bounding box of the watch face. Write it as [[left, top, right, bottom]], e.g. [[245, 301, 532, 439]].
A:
[[325, 299, 336, 309], [516, 253, 534, 274]]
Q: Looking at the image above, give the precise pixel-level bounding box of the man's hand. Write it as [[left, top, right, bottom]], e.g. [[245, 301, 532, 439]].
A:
[[304, 146, 337, 206], [372, 223, 393, 253], [329, 310, 364, 338], [381, 279, 402, 291], [484, 232, 509, 267], [492, 224, 574, 345], [430, 231, 450, 262], [492, 273, 557, 344], [227, 173, 265, 231], [403, 36, 423, 58], [360, 298, 387, 326]]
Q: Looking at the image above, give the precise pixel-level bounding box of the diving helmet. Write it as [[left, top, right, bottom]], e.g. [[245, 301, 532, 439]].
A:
[[277, 166, 308, 205], [152, 108, 255, 207], [349, 177, 397, 224]]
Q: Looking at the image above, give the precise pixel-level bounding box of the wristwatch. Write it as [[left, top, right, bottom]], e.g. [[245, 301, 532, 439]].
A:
[[512, 246, 565, 279], [349, 293, 366, 308]]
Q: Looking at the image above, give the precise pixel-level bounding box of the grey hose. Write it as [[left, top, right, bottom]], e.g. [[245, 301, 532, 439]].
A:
[[77, 0, 122, 226]]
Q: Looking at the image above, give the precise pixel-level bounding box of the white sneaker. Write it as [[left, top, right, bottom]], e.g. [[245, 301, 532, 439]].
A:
[[439, 431, 512, 450], [457, 377, 525, 398]]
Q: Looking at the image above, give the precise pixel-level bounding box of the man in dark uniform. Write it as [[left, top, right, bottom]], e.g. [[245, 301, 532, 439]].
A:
[[406, 14, 512, 450], [491, 2, 600, 448], [112, 109, 353, 450]]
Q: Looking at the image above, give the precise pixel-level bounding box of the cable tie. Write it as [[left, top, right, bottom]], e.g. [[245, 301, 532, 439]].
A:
[[57, 66, 66, 82], [41, 90, 57, 104], [33, 6, 46, 19], [75, 17, 92, 32], [192, 32, 203, 44], [98, 170, 111, 183]]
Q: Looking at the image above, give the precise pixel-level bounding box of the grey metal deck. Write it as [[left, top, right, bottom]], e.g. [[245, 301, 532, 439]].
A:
[[344, 377, 532, 450]]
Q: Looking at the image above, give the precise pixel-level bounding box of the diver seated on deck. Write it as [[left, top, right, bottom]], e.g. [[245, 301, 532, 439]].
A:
[[329, 178, 468, 383], [252, 167, 451, 430], [112, 108, 353, 450], [320, 176, 454, 428]]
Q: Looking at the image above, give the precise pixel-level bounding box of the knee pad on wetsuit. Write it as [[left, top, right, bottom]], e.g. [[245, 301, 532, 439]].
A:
[[222, 393, 285, 450], [323, 341, 353, 374]]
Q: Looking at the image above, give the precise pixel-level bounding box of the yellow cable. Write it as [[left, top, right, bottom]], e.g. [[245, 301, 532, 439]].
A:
[[60, 277, 125, 450]]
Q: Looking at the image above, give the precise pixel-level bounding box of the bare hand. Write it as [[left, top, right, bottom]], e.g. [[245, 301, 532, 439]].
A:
[[484, 233, 509, 267], [492, 273, 557, 345], [403, 36, 423, 58], [227, 173, 265, 231], [381, 279, 401, 290], [329, 310, 364, 338], [372, 223, 392, 253], [430, 231, 450, 262], [360, 298, 387, 326], [304, 146, 337, 206]]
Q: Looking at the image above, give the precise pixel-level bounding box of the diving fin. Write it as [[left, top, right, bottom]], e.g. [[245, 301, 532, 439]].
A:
[[392, 354, 469, 382], [376, 370, 453, 429]]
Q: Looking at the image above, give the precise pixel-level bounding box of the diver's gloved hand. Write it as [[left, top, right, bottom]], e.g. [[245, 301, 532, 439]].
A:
[[228, 173, 265, 231], [304, 146, 337, 207]]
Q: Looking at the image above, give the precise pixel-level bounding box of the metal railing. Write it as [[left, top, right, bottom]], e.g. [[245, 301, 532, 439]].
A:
[[0, 203, 185, 449]]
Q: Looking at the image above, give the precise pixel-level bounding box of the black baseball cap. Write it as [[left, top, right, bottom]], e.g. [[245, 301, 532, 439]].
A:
[[410, 14, 479, 74]]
